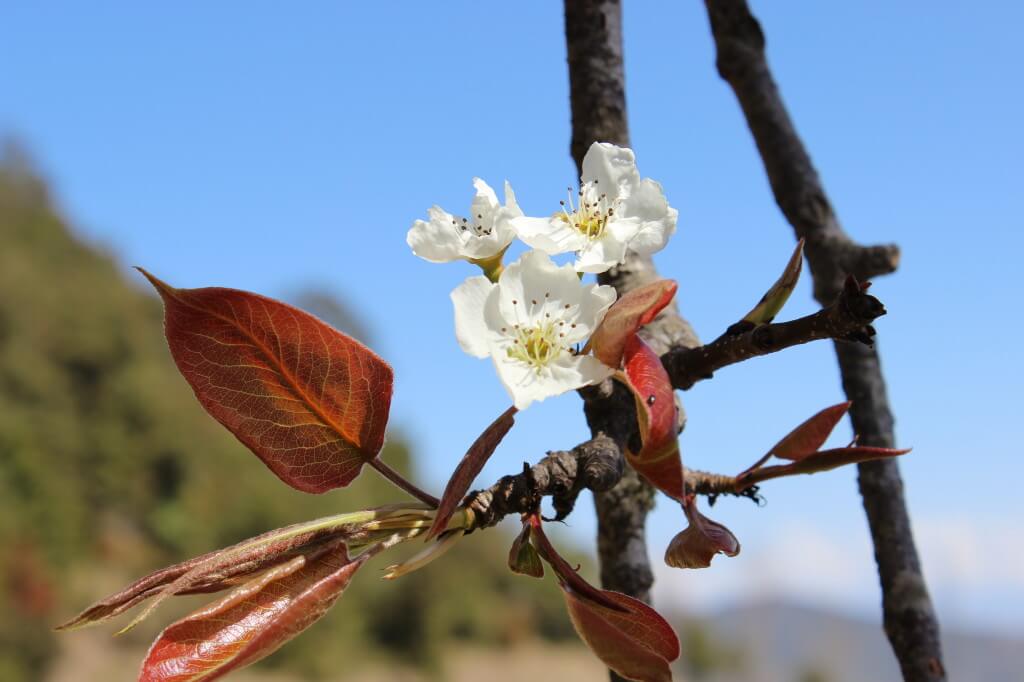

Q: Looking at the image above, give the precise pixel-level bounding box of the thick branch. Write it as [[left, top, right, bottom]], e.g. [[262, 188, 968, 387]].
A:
[[704, 2, 945, 679], [566, 0, 678, 632], [664, 276, 885, 390], [465, 434, 622, 531], [465, 438, 755, 532]]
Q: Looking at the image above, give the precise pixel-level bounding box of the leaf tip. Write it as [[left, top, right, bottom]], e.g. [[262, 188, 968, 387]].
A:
[[134, 267, 176, 299]]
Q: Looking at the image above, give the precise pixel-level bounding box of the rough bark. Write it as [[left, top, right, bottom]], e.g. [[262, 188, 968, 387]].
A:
[[703, 1, 946, 679], [466, 439, 760, 533], [564, 5, 698, 679]]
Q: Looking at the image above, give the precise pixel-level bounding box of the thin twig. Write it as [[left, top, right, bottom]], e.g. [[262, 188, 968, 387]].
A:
[[663, 275, 885, 390], [369, 458, 440, 508]]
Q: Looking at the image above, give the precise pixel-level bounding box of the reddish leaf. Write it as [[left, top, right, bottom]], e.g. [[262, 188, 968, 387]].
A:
[[665, 499, 740, 570], [56, 515, 358, 631], [528, 516, 678, 682], [562, 588, 679, 682], [425, 405, 517, 540], [138, 269, 393, 494], [770, 401, 852, 461], [140, 543, 366, 682], [507, 523, 544, 578], [528, 516, 624, 612], [590, 280, 677, 367], [621, 335, 684, 501], [744, 446, 911, 486]]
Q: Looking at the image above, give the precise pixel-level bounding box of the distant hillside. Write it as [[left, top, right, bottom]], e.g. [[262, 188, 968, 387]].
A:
[[0, 148, 575, 682], [675, 600, 1024, 682]]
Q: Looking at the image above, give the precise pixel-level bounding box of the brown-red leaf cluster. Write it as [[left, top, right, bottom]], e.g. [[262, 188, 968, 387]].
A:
[[141, 543, 365, 681]]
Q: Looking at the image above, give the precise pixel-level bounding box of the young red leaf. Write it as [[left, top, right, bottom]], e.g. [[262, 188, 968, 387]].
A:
[[425, 405, 517, 540], [528, 517, 678, 682], [140, 542, 366, 682], [664, 499, 740, 569], [738, 238, 804, 328], [770, 401, 852, 461], [621, 335, 684, 501], [508, 523, 544, 578], [590, 280, 677, 367], [562, 588, 679, 682], [742, 446, 911, 486], [528, 515, 625, 612], [137, 269, 393, 494], [56, 512, 365, 631]]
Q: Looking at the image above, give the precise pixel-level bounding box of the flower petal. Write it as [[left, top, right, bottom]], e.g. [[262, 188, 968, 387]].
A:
[[471, 177, 500, 211], [502, 180, 521, 213], [573, 218, 638, 273], [566, 283, 617, 341], [491, 353, 613, 410], [581, 142, 641, 201], [451, 276, 497, 358], [497, 251, 585, 325], [490, 354, 547, 410], [490, 180, 524, 252], [512, 215, 587, 256], [549, 354, 615, 392], [622, 178, 677, 257], [406, 206, 465, 263]]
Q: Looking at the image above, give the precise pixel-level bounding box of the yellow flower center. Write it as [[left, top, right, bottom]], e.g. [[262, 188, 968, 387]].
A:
[[559, 180, 615, 241], [506, 323, 563, 371]]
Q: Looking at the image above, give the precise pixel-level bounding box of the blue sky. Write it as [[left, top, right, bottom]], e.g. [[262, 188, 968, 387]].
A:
[[3, 2, 1022, 635]]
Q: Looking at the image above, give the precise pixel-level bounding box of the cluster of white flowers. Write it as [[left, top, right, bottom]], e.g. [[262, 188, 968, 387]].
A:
[[407, 142, 676, 410]]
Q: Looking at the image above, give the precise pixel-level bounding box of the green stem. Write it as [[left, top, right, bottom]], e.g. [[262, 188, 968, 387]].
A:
[[470, 251, 506, 282]]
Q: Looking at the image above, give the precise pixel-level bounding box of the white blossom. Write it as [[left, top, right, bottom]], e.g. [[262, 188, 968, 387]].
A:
[[451, 250, 617, 410], [511, 142, 677, 273], [407, 178, 522, 264]]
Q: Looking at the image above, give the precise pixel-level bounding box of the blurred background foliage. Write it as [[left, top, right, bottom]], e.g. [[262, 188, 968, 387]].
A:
[[0, 147, 581, 682]]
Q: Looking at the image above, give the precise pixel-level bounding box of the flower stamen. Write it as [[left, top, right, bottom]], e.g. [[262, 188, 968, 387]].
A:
[[557, 180, 617, 241]]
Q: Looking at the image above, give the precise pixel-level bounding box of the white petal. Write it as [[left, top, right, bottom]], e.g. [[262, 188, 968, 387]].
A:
[[469, 178, 501, 231], [461, 178, 522, 261], [581, 142, 640, 201], [497, 250, 585, 325], [511, 215, 587, 256], [621, 178, 677, 256], [484, 180, 523, 257], [503, 180, 523, 217], [406, 206, 465, 263], [462, 230, 513, 260], [573, 218, 638, 273], [471, 177, 500, 209], [567, 283, 617, 341], [490, 355, 543, 410], [550, 353, 615, 391], [491, 351, 611, 410], [451, 276, 497, 358]]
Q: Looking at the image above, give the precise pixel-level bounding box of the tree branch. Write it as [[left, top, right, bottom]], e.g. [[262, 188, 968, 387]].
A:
[[464, 437, 757, 533], [465, 434, 622, 531], [703, 1, 946, 679], [664, 275, 885, 390], [565, 1, 704, 641]]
